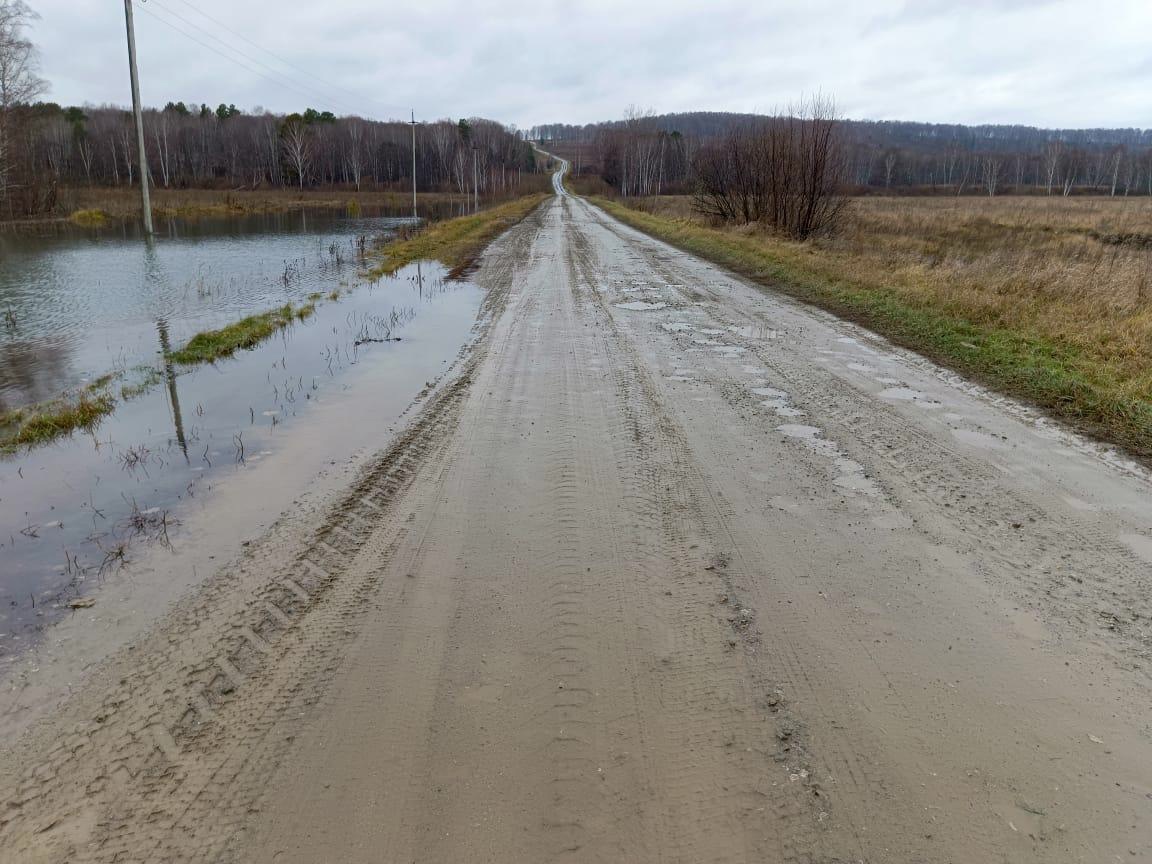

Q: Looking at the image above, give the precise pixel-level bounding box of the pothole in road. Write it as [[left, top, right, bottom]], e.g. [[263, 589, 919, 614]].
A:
[[751, 387, 788, 399], [776, 424, 880, 497], [615, 301, 668, 311], [878, 386, 931, 403]]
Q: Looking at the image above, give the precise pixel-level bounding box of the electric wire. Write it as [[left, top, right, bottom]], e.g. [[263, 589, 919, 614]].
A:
[[163, 0, 410, 117], [136, 1, 372, 118], [145, 0, 364, 115]]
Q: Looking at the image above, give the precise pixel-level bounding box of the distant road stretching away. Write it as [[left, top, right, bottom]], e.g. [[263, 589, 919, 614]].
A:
[[3, 162, 1151, 863]]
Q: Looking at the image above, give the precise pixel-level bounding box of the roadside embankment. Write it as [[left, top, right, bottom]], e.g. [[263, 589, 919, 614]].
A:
[[369, 192, 550, 278], [588, 194, 1152, 462], [73, 183, 551, 222]]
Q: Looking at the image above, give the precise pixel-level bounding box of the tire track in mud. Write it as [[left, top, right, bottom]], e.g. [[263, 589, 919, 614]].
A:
[[583, 196, 1152, 671], [0, 209, 547, 864], [567, 218, 876, 863]]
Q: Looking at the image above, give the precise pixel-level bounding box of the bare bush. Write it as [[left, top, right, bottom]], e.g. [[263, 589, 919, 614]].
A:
[[691, 97, 849, 240]]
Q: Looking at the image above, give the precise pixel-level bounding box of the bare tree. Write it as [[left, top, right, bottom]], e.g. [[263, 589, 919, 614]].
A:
[[344, 117, 365, 191], [981, 155, 1002, 196], [1042, 140, 1061, 196], [280, 114, 312, 189], [0, 0, 46, 206], [692, 96, 849, 240], [883, 149, 897, 188]]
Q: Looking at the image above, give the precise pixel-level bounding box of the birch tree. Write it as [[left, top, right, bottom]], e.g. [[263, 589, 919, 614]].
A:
[[0, 0, 45, 205], [280, 113, 312, 188]]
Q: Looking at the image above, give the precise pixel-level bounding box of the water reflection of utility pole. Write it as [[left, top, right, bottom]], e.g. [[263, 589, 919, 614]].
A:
[[416, 260, 424, 299], [156, 319, 188, 461]]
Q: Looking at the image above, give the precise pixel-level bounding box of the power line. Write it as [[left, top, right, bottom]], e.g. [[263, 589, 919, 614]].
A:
[[136, 1, 367, 117], [164, 0, 409, 117], [146, 0, 362, 115], [139, 1, 363, 116]]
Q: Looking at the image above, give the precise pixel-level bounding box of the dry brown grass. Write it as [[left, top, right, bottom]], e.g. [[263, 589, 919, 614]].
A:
[[44, 175, 556, 223], [633, 194, 1152, 393], [828, 197, 1152, 399]]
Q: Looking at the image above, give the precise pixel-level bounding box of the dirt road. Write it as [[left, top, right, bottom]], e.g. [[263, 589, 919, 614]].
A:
[[2, 166, 1151, 863]]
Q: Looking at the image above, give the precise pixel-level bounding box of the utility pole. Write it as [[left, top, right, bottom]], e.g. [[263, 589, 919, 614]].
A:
[[472, 145, 478, 212], [410, 109, 417, 221], [123, 0, 153, 235]]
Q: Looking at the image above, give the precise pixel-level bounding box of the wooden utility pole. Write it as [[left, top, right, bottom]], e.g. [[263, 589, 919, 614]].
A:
[[472, 145, 478, 212], [123, 0, 153, 234], [410, 109, 417, 220]]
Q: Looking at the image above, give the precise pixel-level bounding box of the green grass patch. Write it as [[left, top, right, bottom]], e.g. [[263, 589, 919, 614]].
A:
[[169, 302, 316, 366], [1, 377, 120, 454], [69, 208, 109, 227], [591, 197, 1152, 461], [369, 193, 549, 279], [120, 365, 165, 401]]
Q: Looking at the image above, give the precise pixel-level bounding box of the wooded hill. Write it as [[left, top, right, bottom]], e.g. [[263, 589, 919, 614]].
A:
[[533, 112, 1152, 196]]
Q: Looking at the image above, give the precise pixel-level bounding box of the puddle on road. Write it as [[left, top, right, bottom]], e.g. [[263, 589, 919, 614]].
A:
[[751, 387, 788, 399], [0, 262, 481, 649], [951, 427, 1009, 451], [615, 301, 668, 311], [750, 385, 805, 418], [728, 324, 782, 340], [777, 423, 880, 497], [878, 386, 934, 404]]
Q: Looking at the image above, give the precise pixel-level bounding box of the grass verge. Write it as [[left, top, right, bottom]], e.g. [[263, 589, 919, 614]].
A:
[[369, 193, 550, 279], [1, 376, 118, 455], [168, 302, 316, 365], [1, 302, 319, 455], [590, 196, 1152, 462], [69, 208, 109, 227]]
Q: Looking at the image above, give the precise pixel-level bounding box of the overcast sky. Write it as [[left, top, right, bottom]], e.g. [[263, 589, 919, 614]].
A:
[[24, 0, 1152, 130]]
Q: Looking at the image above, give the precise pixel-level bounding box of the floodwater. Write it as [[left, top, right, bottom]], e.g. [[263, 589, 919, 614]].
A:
[[0, 208, 484, 649], [0, 204, 464, 410]]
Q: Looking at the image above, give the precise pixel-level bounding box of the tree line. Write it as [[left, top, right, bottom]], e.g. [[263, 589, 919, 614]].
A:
[[0, 2, 538, 219], [535, 111, 1152, 198], [2, 101, 538, 218]]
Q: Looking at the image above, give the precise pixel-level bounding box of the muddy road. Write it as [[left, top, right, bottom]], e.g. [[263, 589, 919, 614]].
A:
[[2, 166, 1151, 863]]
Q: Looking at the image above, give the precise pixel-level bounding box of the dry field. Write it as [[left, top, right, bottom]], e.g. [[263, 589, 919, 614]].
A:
[[0, 174, 557, 226]]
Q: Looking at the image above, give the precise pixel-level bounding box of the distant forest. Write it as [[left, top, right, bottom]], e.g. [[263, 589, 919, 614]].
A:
[[1, 102, 538, 218], [531, 112, 1152, 197], [0, 3, 539, 219]]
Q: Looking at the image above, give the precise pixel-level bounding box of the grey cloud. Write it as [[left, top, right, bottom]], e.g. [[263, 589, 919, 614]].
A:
[[24, 0, 1152, 129]]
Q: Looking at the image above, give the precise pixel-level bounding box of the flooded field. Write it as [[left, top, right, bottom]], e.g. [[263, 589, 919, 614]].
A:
[[0, 208, 483, 654], [0, 204, 464, 409]]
